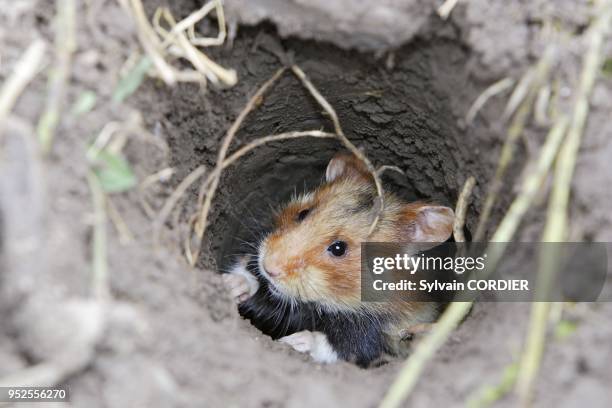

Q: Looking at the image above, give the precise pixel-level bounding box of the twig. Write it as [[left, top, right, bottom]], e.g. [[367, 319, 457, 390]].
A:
[[140, 167, 175, 191], [516, 1, 612, 404], [185, 65, 388, 265], [153, 7, 237, 86], [453, 176, 475, 242], [379, 301, 473, 408], [543, 6, 611, 242], [87, 171, 110, 300], [219, 131, 338, 167], [154, 165, 206, 246], [437, 0, 460, 20], [473, 99, 531, 241], [187, 0, 226, 47], [290, 65, 385, 236], [119, 0, 177, 84], [188, 68, 286, 265], [0, 40, 46, 141], [376, 165, 405, 177], [490, 116, 568, 242], [138, 167, 175, 219], [183, 65, 401, 265], [534, 85, 551, 126], [117, 0, 235, 87], [37, 0, 76, 154], [473, 48, 555, 241], [171, 0, 219, 40], [185, 130, 337, 262], [503, 69, 536, 121], [466, 78, 515, 124], [107, 197, 134, 245]]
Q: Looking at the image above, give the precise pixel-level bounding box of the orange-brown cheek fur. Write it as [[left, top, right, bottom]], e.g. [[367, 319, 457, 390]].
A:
[[265, 231, 362, 304], [303, 246, 361, 303]]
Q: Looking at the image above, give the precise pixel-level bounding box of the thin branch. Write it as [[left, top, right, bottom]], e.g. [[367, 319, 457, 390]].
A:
[[376, 165, 405, 177], [0, 40, 47, 141], [153, 7, 237, 86], [466, 78, 515, 124], [490, 116, 568, 243], [453, 176, 476, 242], [154, 165, 206, 246], [107, 197, 135, 245], [87, 171, 110, 301], [187, 68, 286, 265], [290, 65, 385, 235], [185, 130, 337, 262], [38, 0, 76, 154], [474, 47, 555, 241], [379, 302, 473, 408], [438, 0, 460, 20], [119, 0, 177, 84]]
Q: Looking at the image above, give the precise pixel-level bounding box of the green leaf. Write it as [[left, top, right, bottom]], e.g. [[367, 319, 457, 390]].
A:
[[554, 320, 578, 340], [71, 91, 97, 116], [602, 58, 612, 77], [93, 151, 137, 193], [112, 56, 153, 103]]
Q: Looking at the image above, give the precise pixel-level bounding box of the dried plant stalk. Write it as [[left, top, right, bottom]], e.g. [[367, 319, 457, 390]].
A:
[[290, 65, 385, 235], [453, 176, 476, 242]]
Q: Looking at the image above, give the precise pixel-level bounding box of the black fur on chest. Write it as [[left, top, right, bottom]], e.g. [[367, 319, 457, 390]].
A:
[[237, 262, 396, 367]]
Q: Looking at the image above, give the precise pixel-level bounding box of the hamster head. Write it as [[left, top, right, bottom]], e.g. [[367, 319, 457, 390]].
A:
[[257, 153, 455, 309]]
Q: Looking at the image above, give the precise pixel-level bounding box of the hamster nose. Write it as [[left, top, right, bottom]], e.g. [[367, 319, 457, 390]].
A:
[[263, 258, 283, 278], [267, 267, 282, 278]]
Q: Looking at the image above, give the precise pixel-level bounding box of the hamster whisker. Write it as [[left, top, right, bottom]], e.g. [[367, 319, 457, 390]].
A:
[[226, 205, 269, 238], [234, 238, 259, 250]]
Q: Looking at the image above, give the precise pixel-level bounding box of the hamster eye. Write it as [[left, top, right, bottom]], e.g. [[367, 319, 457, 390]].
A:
[[297, 208, 310, 222], [327, 241, 347, 257]]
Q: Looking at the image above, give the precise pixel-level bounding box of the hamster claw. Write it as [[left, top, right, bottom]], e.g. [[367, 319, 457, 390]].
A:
[[279, 331, 338, 364], [279, 332, 313, 353]]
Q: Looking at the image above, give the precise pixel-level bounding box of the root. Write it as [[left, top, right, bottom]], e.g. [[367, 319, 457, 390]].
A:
[[453, 176, 475, 243], [37, 0, 76, 154], [0, 40, 46, 143], [473, 47, 555, 242], [177, 65, 392, 265]]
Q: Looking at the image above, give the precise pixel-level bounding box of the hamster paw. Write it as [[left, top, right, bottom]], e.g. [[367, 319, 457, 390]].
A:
[[279, 331, 338, 364], [222, 274, 251, 303], [223, 256, 259, 303]]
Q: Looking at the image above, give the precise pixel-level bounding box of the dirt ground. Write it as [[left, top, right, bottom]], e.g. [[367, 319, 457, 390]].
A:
[[1, 0, 611, 407]]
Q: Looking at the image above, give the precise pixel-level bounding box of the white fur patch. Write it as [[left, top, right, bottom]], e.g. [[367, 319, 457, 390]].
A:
[[279, 330, 338, 364]]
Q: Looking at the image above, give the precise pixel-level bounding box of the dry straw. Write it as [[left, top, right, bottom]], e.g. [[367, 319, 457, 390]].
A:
[[117, 0, 237, 86]]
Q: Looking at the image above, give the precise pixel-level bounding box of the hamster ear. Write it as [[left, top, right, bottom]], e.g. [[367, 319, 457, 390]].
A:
[[403, 204, 455, 242], [325, 153, 371, 183]]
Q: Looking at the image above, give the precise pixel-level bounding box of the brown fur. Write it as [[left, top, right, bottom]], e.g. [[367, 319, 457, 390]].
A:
[[260, 154, 454, 326]]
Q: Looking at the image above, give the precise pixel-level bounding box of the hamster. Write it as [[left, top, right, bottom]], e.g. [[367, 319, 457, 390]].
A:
[[222, 153, 455, 367]]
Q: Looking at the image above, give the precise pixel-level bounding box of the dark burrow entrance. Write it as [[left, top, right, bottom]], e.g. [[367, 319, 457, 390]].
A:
[[142, 23, 503, 359]]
